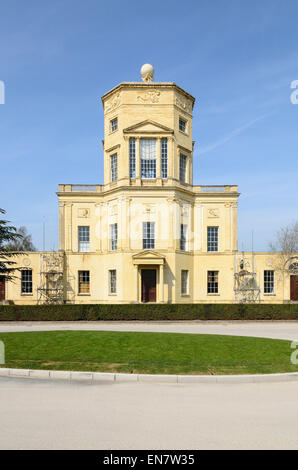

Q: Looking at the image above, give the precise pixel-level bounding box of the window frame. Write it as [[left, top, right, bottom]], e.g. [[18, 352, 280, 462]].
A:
[[181, 269, 189, 295], [143, 221, 155, 250], [109, 269, 117, 294], [110, 153, 118, 182], [110, 117, 118, 133], [179, 153, 187, 183], [179, 117, 187, 133], [207, 226, 219, 252], [140, 138, 157, 179], [21, 269, 33, 295], [180, 224, 187, 251], [264, 270, 274, 294], [207, 270, 219, 294], [129, 137, 136, 178], [161, 137, 168, 179], [78, 226, 90, 252], [78, 270, 90, 295], [110, 223, 118, 251]]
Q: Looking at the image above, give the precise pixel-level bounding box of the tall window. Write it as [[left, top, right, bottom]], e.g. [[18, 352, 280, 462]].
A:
[[21, 270, 32, 294], [161, 138, 168, 179], [207, 271, 219, 294], [78, 226, 90, 252], [110, 117, 118, 132], [110, 223, 118, 251], [141, 138, 156, 179], [180, 224, 187, 251], [207, 226, 218, 252], [109, 269, 117, 294], [181, 270, 189, 294], [78, 270, 90, 294], [264, 270, 274, 294], [179, 118, 186, 133], [129, 138, 136, 178], [110, 153, 118, 182], [180, 154, 187, 182], [143, 222, 155, 249]]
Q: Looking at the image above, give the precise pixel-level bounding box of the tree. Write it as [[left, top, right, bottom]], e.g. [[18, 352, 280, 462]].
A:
[[0, 209, 23, 280], [5, 226, 36, 252], [269, 221, 298, 274]]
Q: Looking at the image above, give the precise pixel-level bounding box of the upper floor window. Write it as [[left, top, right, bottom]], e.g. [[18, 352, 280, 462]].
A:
[[109, 269, 117, 294], [129, 138, 136, 178], [208, 271, 219, 294], [110, 153, 118, 182], [21, 269, 32, 294], [143, 222, 155, 249], [179, 154, 187, 182], [161, 138, 168, 179], [110, 223, 118, 251], [179, 118, 186, 133], [181, 270, 189, 295], [110, 117, 118, 132], [141, 138, 156, 179], [180, 224, 187, 251], [78, 226, 90, 252], [264, 270, 274, 294], [207, 226, 218, 252], [78, 270, 90, 294]]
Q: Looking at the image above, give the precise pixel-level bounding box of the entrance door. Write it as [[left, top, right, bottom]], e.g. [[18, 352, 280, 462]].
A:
[[290, 275, 298, 301], [141, 269, 156, 303], [0, 277, 5, 301]]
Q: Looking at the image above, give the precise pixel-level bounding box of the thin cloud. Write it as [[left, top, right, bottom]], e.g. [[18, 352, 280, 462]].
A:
[[199, 113, 272, 155]]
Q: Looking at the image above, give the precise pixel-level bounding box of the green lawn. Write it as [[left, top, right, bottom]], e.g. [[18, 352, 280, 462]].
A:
[[0, 330, 297, 375]]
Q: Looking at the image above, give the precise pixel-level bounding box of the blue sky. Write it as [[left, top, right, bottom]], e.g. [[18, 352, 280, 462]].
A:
[[0, 0, 297, 251]]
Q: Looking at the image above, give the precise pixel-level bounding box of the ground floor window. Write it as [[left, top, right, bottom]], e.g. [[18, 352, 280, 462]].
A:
[[21, 270, 33, 294], [264, 270, 274, 294], [109, 269, 117, 294], [78, 270, 90, 294], [181, 270, 189, 294], [207, 271, 219, 294]]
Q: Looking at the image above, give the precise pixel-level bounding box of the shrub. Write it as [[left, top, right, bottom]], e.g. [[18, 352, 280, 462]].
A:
[[0, 303, 297, 321]]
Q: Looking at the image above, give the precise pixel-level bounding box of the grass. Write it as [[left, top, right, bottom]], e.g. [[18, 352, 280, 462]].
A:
[[0, 330, 297, 375]]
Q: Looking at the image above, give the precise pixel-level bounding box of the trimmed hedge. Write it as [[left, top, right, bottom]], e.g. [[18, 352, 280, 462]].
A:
[[0, 303, 298, 321]]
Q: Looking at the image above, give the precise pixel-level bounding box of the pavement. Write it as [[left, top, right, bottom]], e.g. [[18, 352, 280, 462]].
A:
[[0, 376, 298, 450]]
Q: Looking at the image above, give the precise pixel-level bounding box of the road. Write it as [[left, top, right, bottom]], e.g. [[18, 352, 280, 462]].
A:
[[1, 320, 298, 340], [0, 376, 298, 450]]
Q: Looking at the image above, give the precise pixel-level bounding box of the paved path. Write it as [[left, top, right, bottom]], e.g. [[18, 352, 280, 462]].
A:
[[1, 320, 298, 341], [0, 377, 298, 450]]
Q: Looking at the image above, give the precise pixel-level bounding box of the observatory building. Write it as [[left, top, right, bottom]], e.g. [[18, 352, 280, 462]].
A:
[[2, 65, 298, 304]]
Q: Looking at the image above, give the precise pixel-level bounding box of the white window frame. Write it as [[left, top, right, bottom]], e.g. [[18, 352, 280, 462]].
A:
[[21, 269, 33, 294], [207, 271, 219, 294], [143, 222, 155, 249], [109, 269, 117, 294], [110, 117, 118, 133], [264, 270, 274, 294], [181, 270, 189, 295], [179, 117, 187, 133], [78, 226, 90, 252], [161, 138, 168, 179], [179, 154, 187, 183], [110, 153, 118, 182], [129, 137, 136, 178], [207, 226, 219, 252], [110, 223, 118, 251], [140, 138, 156, 179]]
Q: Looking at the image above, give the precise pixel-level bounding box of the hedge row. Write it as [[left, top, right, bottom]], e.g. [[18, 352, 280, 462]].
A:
[[0, 303, 298, 321]]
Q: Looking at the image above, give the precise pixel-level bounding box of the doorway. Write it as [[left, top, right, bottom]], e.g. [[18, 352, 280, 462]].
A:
[[290, 275, 298, 301], [0, 277, 5, 301], [141, 269, 156, 303]]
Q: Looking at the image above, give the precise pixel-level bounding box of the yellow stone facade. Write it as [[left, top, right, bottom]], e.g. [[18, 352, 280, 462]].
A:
[[3, 69, 298, 305]]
